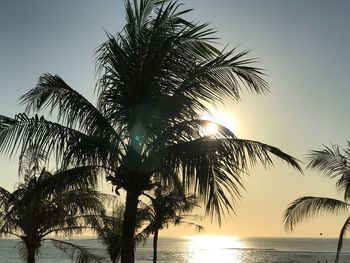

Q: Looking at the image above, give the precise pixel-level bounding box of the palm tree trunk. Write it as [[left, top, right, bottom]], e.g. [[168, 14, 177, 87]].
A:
[[27, 247, 36, 263], [120, 189, 140, 263], [152, 229, 159, 263]]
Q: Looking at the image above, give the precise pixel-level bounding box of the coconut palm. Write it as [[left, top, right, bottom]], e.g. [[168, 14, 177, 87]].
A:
[[87, 203, 147, 263], [89, 190, 201, 263], [0, 1, 302, 262], [0, 148, 108, 263], [140, 188, 203, 263], [284, 143, 350, 263], [96, 206, 125, 263], [59, 207, 124, 263], [88, 190, 201, 263]]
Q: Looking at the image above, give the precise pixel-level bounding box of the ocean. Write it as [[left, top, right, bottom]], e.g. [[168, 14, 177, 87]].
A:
[[0, 236, 349, 262]]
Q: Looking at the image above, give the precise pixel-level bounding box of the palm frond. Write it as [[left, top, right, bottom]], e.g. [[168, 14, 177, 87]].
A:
[[0, 187, 11, 210], [36, 166, 102, 195], [48, 239, 106, 263], [153, 119, 236, 146], [135, 224, 153, 244], [49, 189, 110, 215], [15, 241, 28, 263], [143, 119, 237, 171], [171, 218, 204, 232], [0, 230, 22, 239], [307, 143, 350, 199], [284, 196, 349, 231], [20, 74, 119, 142], [18, 143, 47, 181], [88, 204, 126, 263], [307, 144, 347, 178], [138, 188, 201, 245], [163, 137, 301, 223], [176, 48, 268, 104], [0, 114, 122, 168], [337, 172, 350, 201]]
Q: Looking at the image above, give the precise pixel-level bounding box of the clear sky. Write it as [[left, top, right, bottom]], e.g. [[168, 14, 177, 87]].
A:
[[1, 0, 350, 238]]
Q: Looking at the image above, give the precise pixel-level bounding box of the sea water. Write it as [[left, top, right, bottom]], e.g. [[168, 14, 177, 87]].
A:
[[0, 237, 349, 262]]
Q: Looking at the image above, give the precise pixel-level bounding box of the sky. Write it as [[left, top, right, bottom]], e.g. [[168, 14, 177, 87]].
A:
[[1, 0, 350, 238]]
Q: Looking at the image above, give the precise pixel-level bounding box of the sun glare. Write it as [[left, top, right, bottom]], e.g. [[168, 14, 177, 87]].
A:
[[205, 122, 219, 136], [201, 109, 236, 135], [186, 235, 246, 250], [186, 236, 245, 263]]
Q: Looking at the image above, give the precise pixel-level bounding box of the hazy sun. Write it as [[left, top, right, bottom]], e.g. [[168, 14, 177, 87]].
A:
[[202, 109, 235, 135], [205, 122, 219, 136]]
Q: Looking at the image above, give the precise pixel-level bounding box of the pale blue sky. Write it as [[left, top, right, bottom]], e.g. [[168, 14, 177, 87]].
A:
[[1, 0, 350, 237]]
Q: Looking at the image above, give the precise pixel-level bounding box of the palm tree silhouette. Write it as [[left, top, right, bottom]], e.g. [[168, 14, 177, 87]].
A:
[[95, 205, 125, 263], [89, 190, 201, 263], [284, 143, 350, 263], [0, 147, 108, 263], [140, 187, 203, 263], [85, 202, 148, 263], [0, 1, 302, 262]]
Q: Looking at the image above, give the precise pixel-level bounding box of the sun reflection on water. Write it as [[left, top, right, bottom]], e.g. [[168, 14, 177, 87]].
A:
[[186, 236, 246, 263]]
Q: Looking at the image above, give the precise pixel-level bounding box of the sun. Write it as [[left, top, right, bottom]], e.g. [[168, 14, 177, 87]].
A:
[[201, 109, 235, 135], [205, 122, 219, 136]]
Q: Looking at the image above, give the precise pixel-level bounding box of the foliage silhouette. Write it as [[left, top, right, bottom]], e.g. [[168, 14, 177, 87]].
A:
[[140, 187, 203, 263], [0, 147, 108, 263], [89, 203, 147, 263], [0, 1, 302, 262], [284, 143, 350, 263]]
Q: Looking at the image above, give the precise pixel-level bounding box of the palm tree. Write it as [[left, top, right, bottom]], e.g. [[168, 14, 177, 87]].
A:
[[0, 148, 108, 263], [140, 188, 203, 263], [0, 1, 302, 262], [85, 202, 147, 263], [88, 190, 201, 263], [284, 143, 350, 263], [89, 190, 201, 263], [95, 206, 125, 263]]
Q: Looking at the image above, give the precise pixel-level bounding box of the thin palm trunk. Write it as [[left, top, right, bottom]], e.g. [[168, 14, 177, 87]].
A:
[[152, 229, 159, 263], [26, 246, 36, 263], [121, 190, 140, 263]]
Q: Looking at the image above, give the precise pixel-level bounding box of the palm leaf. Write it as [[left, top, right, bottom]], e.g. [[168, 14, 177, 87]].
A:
[[337, 172, 350, 201], [20, 73, 119, 142], [15, 241, 28, 263], [0, 114, 122, 168], [307, 144, 346, 178], [307, 144, 350, 200], [48, 238, 106, 263], [37, 166, 101, 194], [18, 143, 47, 181], [163, 137, 301, 223], [284, 196, 349, 231], [176, 48, 268, 104], [143, 119, 237, 172], [0, 187, 11, 211]]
